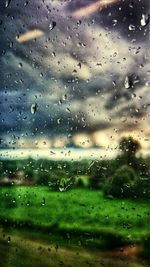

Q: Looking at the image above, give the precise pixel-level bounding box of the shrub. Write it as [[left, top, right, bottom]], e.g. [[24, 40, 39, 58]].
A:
[[36, 170, 51, 185], [133, 177, 150, 200], [75, 176, 90, 188], [0, 191, 18, 208], [103, 165, 136, 198], [48, 176, 74, 191]]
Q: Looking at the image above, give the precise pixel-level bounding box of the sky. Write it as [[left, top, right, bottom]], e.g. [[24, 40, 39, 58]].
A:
[[0, 0, 149, 153]]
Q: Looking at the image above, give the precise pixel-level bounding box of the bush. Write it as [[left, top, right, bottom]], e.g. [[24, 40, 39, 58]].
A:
[[0, 191, 18, 208], [133, 177, 150, 199], [35, 170, 51, 185], [75, 176, 90, 188], [103, 165, 136, 198], [88, 160, 109, 189], [48, 176, 74, 191]]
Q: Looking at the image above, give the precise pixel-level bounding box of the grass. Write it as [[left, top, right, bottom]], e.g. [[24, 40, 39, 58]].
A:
[[0, 186, 149, 249]]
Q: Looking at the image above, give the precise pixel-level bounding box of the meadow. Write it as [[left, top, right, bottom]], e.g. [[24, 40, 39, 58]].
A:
[[0, 186, 149, 249]]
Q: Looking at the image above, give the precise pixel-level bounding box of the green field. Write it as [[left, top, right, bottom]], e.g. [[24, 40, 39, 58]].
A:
[[0, 186, 150, 267], [0, 186, 149, 247]]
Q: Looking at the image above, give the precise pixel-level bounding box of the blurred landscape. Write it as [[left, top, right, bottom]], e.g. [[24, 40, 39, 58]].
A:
[[0, 137, 150, 267], [0, 0, 149, 266]]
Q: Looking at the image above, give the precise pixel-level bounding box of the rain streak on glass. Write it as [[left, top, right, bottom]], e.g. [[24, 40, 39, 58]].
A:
[[124, 76, 131, 89], [140, 14, 149, 27], [5, 0, 11, 8], [48, 21, 56, 31], [31, 103, 37, 114]]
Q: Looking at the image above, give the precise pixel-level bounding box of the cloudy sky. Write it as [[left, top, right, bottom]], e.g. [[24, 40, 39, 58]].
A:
[[0, 0, 149, 152]]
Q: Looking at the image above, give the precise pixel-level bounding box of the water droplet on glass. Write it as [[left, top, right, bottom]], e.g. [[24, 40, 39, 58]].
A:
[[57, 118, 61, 124], [140, 14, 149, 27], [66, 107, 71, 113], [18, 63, 23, 68], [129, 2, 134, 8], [112, 19, 117, 26], [9, 41, 13, 48], [7, 236, 11, 243], [62, 94, 67, 101], [41, 197, 45, 206], [77, 63, 81, 69], [52, 51, 56, 57], [5, 0, 11, 8], [31, 103, 37, 114], [129, 24, 135, 31], [24, 1, 28, 6], [124, 76, 131, 89], [59, 100, 62, 105], [72, 69, 77, 75], [49, 21, 56, 31]]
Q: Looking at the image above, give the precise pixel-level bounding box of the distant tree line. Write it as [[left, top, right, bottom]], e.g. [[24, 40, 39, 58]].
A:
[[0, 137, 150, 199]]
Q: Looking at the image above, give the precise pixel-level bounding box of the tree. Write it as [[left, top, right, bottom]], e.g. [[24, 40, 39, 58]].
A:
[[103, 165, 136, 198], [119, 137, 141, 166]]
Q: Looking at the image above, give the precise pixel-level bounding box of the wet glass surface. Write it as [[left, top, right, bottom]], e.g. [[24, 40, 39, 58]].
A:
[[0, 1, 150, 266]]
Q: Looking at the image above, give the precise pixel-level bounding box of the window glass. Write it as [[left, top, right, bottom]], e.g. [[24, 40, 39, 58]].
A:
[[0, 1, 149, 266]]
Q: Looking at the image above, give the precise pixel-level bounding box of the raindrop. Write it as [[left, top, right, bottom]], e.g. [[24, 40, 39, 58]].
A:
[[49, 21, 56, 31], [18, 63, 23, 68], [52, 51, 56, 57], [62, 94, 67, 101], [124, 76, 132, 89], [24, 1, 28, 6], [77, 63, 81, 69], [9, 41, 13, 48], [7, 236, 11, 243], [59, 99, 62, 105], [72, 69, 77, 75], [41, 197, 45, 206], [5, 0, 11, 8], [77, 20, 82, 25], [129, 2, 134, 8], [140, 14, 149, 27], [57, 118, 61, 124], [66, 107, 71, 113], [129, 24, 135, 31], [31, 103, 37, 114], [112, 80, 116, 86], [112, 19, 117, 26]]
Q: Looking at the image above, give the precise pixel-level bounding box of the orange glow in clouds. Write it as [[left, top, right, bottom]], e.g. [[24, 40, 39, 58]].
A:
[[16, 29, 44, 43], [72, 0, 118, 18]]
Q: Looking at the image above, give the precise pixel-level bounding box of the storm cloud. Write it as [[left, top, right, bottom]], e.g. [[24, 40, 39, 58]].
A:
[[0, 0, 149, 150]]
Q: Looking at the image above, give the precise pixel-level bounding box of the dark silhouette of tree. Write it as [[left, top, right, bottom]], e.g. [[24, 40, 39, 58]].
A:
[[119, 137, 141, 166]]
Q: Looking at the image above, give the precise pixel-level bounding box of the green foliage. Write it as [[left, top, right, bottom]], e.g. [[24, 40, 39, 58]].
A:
[[141, 235, 150, 259], [88, 160, 107, 189], [103, 165, 136, 198], [119, 137, 141, 156], [74, 176, 90, 188], [133, 177, 150, 200], [119, 137, 141, 167], [0, 191, 17, 208]]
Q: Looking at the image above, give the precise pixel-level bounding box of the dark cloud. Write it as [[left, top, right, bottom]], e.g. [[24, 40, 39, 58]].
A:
[[0, 0, 149, 148], [68, 0, 149, 41]]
